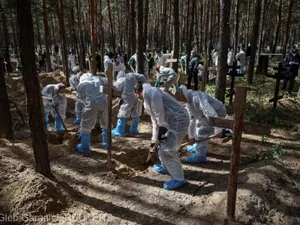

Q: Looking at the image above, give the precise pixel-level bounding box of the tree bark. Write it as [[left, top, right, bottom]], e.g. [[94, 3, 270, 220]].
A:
[[35, 12, 42, 51], [245, 0, 252, 46], [130, 0, 136, 55], [144, 0, 149, 51], [42, 0, 52, 72], [271, 0, 282, 53], [0, 1, 12, 72], [215, 0, 231, 102], [90, 0, 97, 74], [233, 0, 240, 56], [247, 0, 262, 84], [137, 0, 144, 74], [107, 0, 115, 53], [282, 0, 294, 58], [76, 0, 86, 69], [0, 56, 14, 140], [172, 0, 179, 73], [16, 0, 51, 177], [53, 0, 70, 85]]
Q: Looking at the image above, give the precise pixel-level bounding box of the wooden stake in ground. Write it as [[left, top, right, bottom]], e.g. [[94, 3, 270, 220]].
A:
[[209, 87, 271, 222], [106, 63, 113, 169]]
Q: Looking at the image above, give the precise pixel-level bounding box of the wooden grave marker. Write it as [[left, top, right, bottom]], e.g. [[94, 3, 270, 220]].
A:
[[209, 87, 271, 223]]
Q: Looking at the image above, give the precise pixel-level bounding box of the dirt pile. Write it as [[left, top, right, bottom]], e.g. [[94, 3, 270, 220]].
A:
[[39, 70, 67, 87], [1, 172, 67, 216]]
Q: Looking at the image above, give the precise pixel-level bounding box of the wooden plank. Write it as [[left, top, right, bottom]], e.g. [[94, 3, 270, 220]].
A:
[[209, 117, 271, 136], [106, 63, 113, 169], [166, 58, 178, 63], [227, 87, 247, 220]]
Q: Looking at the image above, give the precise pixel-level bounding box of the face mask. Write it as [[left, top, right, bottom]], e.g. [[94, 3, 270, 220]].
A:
[[292, 54, 296, 56], [58, 93, 64, 96]]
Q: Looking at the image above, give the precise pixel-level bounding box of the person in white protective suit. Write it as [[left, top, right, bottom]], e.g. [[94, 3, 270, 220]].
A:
[[154, 66, 178, 92], [68, 50, 76, 70], [113, 57, 126, 80], [211, 49, 218, 68], [76, 73, 109, 154], [227, 47, 234, 66], [235, 47, 246, 74], [154, 48, 167, 67], [112, 71, 147, 137], [69, 66, 85, 125], [178, 85, 230, 164], [42, 83, 67, 132], [128, 53, 149, 80], [104, 52, 114, 78], [134, 83, 189, 190]]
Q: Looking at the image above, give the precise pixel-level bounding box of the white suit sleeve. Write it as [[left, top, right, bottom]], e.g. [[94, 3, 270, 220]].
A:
[[198, 93, 218, 119], [151, 116, 159, 143]]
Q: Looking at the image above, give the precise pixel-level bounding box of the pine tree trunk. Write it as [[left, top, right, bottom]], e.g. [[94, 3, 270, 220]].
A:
[[282, 0, 294, 58], [172, 0, 179, 73], [131, 0, 136, 55], [272, 0, 282, 53], [233, 0, 240, 56], [245, 0, 252, 46], [0, 1, 12, 72], [90, 0, 97, 74], [76, 0, 86, 69], [144, 0, 149, 51], [53, 0, 70, 85], [42, 0, 52, 72], [35, 12, 42, 51], [215, 0, 231, 102], [16, 0, 51, 177], [137, 0, 144, 74], [0, 56, 14, 140], [257, 0, 267, 69], [107, 0, 115, 52], [247, 0, 262, 84]]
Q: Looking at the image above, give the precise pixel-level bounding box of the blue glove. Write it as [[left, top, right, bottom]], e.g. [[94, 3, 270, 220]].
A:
[[158, 127, 168, 141]]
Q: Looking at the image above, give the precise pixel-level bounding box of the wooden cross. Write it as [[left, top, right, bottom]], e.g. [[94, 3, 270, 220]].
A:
[[265, 62, 285, 109], [208, 87, 271, 223], [226, 62, 244, 104]]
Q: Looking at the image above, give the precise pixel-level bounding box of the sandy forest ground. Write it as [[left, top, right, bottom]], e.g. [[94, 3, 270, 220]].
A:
[[1, 70, 300, 225]]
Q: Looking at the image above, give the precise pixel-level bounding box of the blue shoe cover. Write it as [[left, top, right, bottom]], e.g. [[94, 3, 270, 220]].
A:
[[186, 145, 196, 153], [101, 128, 108, 149], [45, 114, 50, 131], [55, 116, 64, 132], [185, 154, 208, 164], [129, 117, 140, 135], [112, 118, 126, 137], [154, 164, 169, 174], [76, 133, 91, 154], [74, 118, 81, 125], [163, 178, 187, 190]]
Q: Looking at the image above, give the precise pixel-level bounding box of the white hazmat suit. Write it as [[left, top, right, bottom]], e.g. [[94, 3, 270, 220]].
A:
[[77, 73, 108, 134], [112, 72, 147, 136], [181, 86, 226, 163], [69, 74, 84, 124], [143, 84, 189, 189], [155, 66, 178, 91]]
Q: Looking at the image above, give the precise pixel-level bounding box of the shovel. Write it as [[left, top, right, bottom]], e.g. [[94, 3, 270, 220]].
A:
[[145, 132, 232, 163]]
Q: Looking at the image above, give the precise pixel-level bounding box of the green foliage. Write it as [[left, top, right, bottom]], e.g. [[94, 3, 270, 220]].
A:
[[241, 142, 285, 165]]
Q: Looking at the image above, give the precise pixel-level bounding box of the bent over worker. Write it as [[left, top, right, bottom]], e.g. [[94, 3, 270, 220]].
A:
[[42, 83, 67, 132], [134, 83, 189, 190], [112, 72, 147, 137], [76, 73, 108, 154], [178, 85, 229, 164]]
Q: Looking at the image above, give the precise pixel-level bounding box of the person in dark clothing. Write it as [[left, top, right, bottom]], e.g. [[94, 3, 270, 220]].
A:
[[96, 53, 101, 72], [187, 51, 199, 91], [282, 49, 300, 93]]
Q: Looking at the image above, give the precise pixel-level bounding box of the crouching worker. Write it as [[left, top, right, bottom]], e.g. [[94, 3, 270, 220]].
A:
[[69, 66, 85, 125], [42, 83, 67, 132], [134, 83, 189, 190], [177, 85, 229, 164], [112, 72, 147, 136], [154, 66, 178, 92], [76, 73, 108, 154]]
